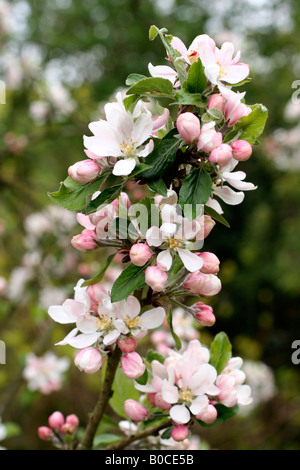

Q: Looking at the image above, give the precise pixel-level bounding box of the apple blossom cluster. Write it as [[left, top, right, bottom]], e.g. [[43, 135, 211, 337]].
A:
[[38, 411, 79, 450], [46, 26, 267, 450], [124, 340, 252, 436]]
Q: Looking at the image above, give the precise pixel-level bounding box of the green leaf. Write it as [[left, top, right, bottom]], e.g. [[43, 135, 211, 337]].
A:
[[123, 94, 140, 111], [135, 367, 148, 386], [146, 349, 165, 364], [149, 25, 160, 41], [167, 310, 182, 351], [108, 217, 139, 241], [126, 77, 174, 98], [130, 163, 153, 178], [227, 104, 268, 145], [147, 178, 168, 197], [197, 404, 239, 427], [125, 73, 147, 86], [48, 173, 109, 212], [110, 366, 140, 418], [187, 59, 207, 94], [93, 434, 121, 448], [209, 332, 232, 374], [175, 88, 207, 107], [110, 262, 149, 302], [204, 204, 230, 228], [82, 253, 116, 287], [160, 428, 172, 440], [85, 184, 123, 214], [139, 130, 181, 180], [179, 167, 212, 219]]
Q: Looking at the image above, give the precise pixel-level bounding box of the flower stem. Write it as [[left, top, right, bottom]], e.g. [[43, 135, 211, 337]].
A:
[[107, 419, 173, 450], [77, 346, 122, 450]]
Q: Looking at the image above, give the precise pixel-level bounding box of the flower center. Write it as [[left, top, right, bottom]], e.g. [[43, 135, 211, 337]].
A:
[[179, 387, 194, 403], [216, 62, 228, 81], [168, 236, 184, 252], [124, 314, 141, 329], [187, 50, 199, 64], [119, 138, 137, 157], [96, 314, 111, 330]]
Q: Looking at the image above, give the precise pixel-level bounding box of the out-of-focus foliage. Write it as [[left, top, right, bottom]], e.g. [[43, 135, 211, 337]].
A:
[[0, 0, 300, 450]]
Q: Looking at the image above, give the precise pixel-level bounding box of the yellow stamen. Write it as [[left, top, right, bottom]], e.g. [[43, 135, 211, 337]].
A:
[[168, 237, 184, 252], [179, 387, 194, 403], [124, 314, 141, 329], [96, 314, 111, 330]]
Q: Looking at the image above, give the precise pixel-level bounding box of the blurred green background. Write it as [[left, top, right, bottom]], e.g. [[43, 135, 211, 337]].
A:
[[0, 0, 300, 450]]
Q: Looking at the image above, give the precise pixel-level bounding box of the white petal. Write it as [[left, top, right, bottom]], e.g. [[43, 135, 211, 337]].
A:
[[204, 64, 220, 85], [126, 296, 141, 317], [48, 299, 84, 324], [138, 139, 154, 158], [160, 222, 177, 239], [162, 379, 179, 404], [68, 332, 101, 349], [131, 113, 153, 147], [103, 329, 120, 345], [157, 250, 173, 271], [225, 63, 249, 84], [178, 248, 203, 272], [55, 328, 78, 346], [140, 307, 165, 330], [205, 197, 224, 214], [146, 226, 163, 247], [189, 395, 209, 415], [148, 63, 177, 85], [112, 158, 136, 176], [214, 186, 244, 205], [84, 130, 121, 158], [170, 404, 191, 424], [76, 315, 99, 334], [189, 364, 217, 395], [237, 385, 253, 405], [113, 318, 129, 334]]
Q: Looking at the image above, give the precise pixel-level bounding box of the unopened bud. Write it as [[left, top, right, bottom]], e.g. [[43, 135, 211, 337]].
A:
[[196, 404, 217, 424], [176, 112, 201, 143], [145, 266, 168, 292], [124, 399, 148, 422], [208, 94, 226, 113], [231, 139, 252, 161], [74, 347, 103, 374], [38, 426, 53, 441], [68, 159, 100, 183], [171, 425, 189, 442], [209, 143, 233, 166], [71, 229, 98, 252], [48, 411, 64, 431], [118, 337, 137, 353], [129, 243, 152, 267], [121, 352, 145, 380]]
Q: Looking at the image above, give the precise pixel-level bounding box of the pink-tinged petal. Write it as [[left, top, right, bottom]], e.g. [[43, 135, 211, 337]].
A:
[[204, 64, 220, 85], [126, 296, 141, 318], [148, 63, 177, 85], [151, 360, 167, 380], [55, 328, 78, 346], [217, 42, 234, 66], [162, 379, 179, 404], [112, 158, 136, 176], [104, 103, 133, 138], [214, 186, 244, 205], [140, 307, 165, 330], [171, 36, 188, 61], [170, 404, 191, 424], [224, 177, 257, 192], [103, 329, 120, 345], [178, 248, 203, 272], [179, 218, 200, 241], [157, 250, 173, 271], [84, 135, 121, 158], [224, 64, 250, 84], [146, 226, 163, 247], [152, 108, 170, 132], [221, 157, 239, 173], [190, 35, 216, 66], [77, 213, 95, 230], [131, 113, 153, 147], [76, 315, 99, 334], [189, 364, 217, 395], [48, 299, 84, 324], [134, 382, 156, 393], [68, 332, 102, 349], [138, 139, 154, 158], [206, 197, 224, 214], [84, 149, 101, 160], [189, 395, 209, 415]]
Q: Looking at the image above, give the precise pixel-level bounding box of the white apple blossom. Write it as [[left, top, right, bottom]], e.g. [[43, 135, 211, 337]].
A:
[[22, 352, 70, 394], [84, 92, 154, 176], [206, 157, 257, 214]]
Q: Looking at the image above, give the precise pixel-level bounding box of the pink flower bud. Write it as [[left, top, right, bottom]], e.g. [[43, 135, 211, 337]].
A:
[[68, 159, 101, 183], [48, 411, 64, 431], [171, 425, 189, 442], [208, 94, 225, 113], [196, 215, 216, 240], [118, 337, 137, 353], [197, 251, 220, 274], [124, 399, 148, 422], [74, 347, 103, 374], [230, 139, 252, 161], [154, 393, 171, 411], [196, 404, 217, 424], [86, 283, 107, 312], [225, 99, 251, 127], [184, 272, 221, 297], [209, 143, 233, 166], [65, 414, 79, 433], [176, 112, 201, 143], [145, 266, 168, 292], [121, 352, 145, 379], [111, 192, 132, 210], [38, 426, 53, 441], [192, 302, 216, 327], [147, 393, 157, 406], [60, 423, 74, 435], [129, 243, 152, 267], [71, 229, 98, 252], [197, 123, 222, 153]]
